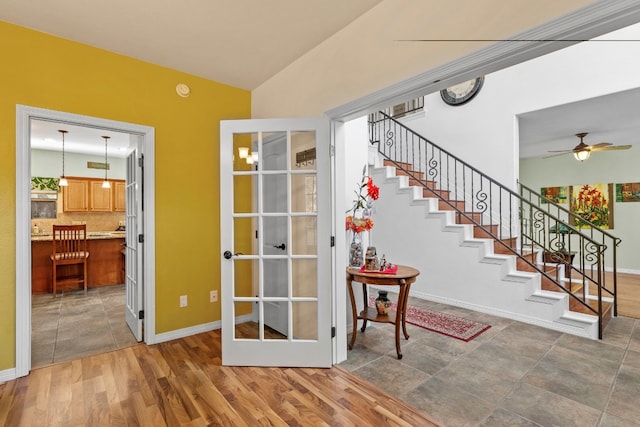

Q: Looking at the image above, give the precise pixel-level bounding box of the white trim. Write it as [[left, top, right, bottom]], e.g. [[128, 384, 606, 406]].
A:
[[331, 120, 347, 364], [15, 105, 156, 377], [0, 368, 16, 383], [155, 321, 221, 344], [154, 314, 253, 344], [327, 1, 640, 121], [612, 268, 640, 275]]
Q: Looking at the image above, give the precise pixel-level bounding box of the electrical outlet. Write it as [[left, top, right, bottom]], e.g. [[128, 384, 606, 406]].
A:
[[210, 290, 218, 303], [180, 295, 188, 307]]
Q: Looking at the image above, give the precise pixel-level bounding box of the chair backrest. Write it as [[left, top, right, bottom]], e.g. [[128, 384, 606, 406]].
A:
[[52, 224, 87, 259]]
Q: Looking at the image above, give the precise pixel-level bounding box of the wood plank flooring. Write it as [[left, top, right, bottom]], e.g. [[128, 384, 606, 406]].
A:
[[0, 330, 442, 426], [617, 272, 640, 319]]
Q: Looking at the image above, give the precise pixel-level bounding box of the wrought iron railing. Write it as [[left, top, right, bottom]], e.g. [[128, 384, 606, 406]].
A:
[[369, 111, 620, 338]]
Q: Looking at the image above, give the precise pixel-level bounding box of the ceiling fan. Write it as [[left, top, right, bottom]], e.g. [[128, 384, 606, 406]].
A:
[[545, 132, 632, 162]]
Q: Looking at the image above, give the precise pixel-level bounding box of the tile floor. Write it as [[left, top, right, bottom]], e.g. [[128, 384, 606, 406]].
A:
[[31, 284, 138, 369], [339, 295, 640, 427]]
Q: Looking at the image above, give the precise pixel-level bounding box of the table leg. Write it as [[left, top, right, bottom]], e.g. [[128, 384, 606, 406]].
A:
[[401, 282, 411, 340], [360, 282, 368, 332], [347, 274, 358, 350], [394, 281, 405, 359]]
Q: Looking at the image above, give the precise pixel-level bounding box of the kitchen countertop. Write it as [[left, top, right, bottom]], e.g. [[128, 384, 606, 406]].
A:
[[31, 231, 126, 242]]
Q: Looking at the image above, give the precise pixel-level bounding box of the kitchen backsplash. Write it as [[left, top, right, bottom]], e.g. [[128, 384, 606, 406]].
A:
[[31, 199, 124, 235]]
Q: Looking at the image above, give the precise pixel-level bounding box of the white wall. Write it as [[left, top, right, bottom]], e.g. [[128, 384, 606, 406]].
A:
[[404, 23, 640, 188], [344, 116, 370, 246], [31, 149, 126, 180]]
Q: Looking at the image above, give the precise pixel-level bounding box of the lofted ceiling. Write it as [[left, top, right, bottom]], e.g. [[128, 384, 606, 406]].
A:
[[0, 0, 382, 91]]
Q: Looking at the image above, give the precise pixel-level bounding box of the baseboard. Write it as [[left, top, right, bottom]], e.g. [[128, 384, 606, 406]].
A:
[[617, 267, 640, 275], [0, 367, 17, 384], [153, 314, 253, 344]]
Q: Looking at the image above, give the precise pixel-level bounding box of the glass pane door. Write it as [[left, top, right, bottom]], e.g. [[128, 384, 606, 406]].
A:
[[220, 118, 331, 367]]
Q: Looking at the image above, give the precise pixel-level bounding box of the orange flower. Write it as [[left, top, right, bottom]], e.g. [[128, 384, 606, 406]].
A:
[[346, 166, 380, 233], [367, 177, 380, 200]]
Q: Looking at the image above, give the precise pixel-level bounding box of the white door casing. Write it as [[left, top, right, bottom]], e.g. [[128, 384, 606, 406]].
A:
[[15, 105, 156, 378], [220, 117, 332, 367]]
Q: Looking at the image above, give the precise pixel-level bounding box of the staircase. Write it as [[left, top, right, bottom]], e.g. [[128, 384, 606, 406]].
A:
[[368, 112, 620, 339]]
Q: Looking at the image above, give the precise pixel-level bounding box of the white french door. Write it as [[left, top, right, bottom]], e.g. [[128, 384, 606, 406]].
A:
[[220, 117, 332, 367], [125, 147, 144, 341]]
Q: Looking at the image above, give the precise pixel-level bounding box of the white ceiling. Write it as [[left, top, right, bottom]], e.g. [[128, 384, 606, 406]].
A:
[[519, 87, 640, 159], [31, 120, 132, 158], [0, 0, 381, 91]]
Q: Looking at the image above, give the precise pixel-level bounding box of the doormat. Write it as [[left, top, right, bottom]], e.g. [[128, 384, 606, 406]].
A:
[[368, 297, 491, 342]]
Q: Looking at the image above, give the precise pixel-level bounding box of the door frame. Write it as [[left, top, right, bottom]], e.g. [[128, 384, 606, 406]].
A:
[[14, 105, 157, 377], [328, 2, 640, 364]]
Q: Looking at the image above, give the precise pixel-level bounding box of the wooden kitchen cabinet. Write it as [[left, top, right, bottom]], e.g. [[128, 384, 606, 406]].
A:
[[62, 178, 89, 211], [62, 177, 125, 212], [113, 181, 126, 212], [89, 180, 112, 212]]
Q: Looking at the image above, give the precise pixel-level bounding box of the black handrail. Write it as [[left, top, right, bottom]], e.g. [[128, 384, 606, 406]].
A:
[[369, 111, 620, 338]]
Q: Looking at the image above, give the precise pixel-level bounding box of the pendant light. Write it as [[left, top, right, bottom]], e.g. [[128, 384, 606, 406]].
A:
[[101, 135, 111, 189], [58, 130, 68, 187]]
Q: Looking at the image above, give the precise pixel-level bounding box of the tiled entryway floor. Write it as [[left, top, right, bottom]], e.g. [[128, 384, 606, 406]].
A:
[[339, 296, 640, 427], [31, 284, 138, 369]]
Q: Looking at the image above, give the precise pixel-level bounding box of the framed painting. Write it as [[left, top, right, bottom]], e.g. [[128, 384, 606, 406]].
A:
[[541, 186, 567, 204], [569, 183, 614, 229], [615, 182, 640, 202]]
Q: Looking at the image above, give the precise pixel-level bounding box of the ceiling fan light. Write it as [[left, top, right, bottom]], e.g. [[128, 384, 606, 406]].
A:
[[574, 149, 590, 162]]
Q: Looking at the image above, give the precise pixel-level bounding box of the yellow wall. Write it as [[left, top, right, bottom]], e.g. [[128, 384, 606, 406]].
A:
[[0, 20, 251, 370]]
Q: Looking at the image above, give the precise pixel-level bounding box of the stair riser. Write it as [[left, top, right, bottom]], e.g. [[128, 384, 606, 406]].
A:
[[410, 178, 438, 189], [456, 212, 483, 224], [438, 200, 465, 211], [473, 226, 499, 239], [423, 188, 451, 199], [493, 238, 518, 253]]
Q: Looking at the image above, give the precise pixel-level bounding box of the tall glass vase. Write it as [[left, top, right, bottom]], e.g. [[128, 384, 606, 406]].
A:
[[349, 232, 364, 268]]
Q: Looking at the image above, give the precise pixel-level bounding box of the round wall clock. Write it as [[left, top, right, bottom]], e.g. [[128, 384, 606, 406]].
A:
[[440, 77, 484, 106]]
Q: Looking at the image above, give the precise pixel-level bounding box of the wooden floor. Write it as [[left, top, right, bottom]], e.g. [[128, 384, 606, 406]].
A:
[[617, 272, 640, 319], [0, 330, 442, 427]]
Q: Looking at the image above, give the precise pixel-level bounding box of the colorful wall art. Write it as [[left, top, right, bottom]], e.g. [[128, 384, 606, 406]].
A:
[[541, 186, 567, 204], [615, 182, 640, 202], [569, 183, 614, 229]]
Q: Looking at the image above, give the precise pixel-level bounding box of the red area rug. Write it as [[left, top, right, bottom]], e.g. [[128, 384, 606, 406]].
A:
[[368, 296, 491, 342]]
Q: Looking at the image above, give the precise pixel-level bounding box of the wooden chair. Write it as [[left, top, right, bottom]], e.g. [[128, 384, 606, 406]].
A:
[[50, 224, 89, 297]]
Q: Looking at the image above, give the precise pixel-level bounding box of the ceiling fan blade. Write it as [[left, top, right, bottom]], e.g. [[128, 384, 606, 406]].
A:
[[543, 152, 571, 159], [547, 149, 574, 153], [587, 142, 612, 150], [591, 144, 632, 152]]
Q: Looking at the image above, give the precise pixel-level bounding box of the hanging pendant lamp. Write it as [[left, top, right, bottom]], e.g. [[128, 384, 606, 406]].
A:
[[101, 135, 111, 189], [58, 130, 68, 187]]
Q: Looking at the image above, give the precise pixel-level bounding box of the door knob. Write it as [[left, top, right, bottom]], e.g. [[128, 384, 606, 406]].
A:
[[273, 243, 286, 250], [223, 250, 232, 259]]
